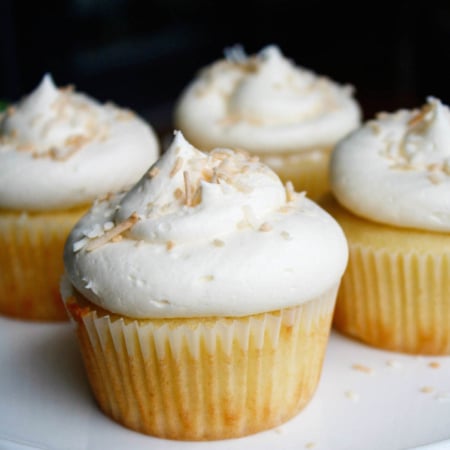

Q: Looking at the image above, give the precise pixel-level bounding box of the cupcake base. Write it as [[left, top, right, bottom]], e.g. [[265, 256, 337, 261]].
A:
[[324, 196, 450, 355], [259, 147, 331, 200], [0, 207, 87, 321], [63, 283, 338, 440]]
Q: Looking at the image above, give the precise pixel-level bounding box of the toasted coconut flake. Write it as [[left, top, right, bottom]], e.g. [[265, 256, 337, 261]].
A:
[[420, 386, 434, 394], [65, 134, 90, 150], [408, 104, 432, 127], [285, 181, 295, 202], [217, 116, 240, 127], [201, 167, 214, 182], [111, 235, 123, 243], [259, 222, 272, 232], [428, 173, 443, 185], [236, 220, 248, 230], [191, 186, 202, 207], [234, 147, 251, 159], [16, 143, 35, 153], [85, 212, 140, 252], [173, 188, 183, 200], [170, 157, 183, 177], [352, 364, 373, 374], [368, 121, 381, 134], [61, 84, 75, 93], [148, 166, 160, 178], [115, 109, 135, 121], [212, 239, 225, 247], [344, 390, 360, 402], [166, 240, 175, 251], [97, 192, 114, 203], [427, 163, 443, 172], [278, 205, 293, 214], [280, 230, 292, 241], [201, 275, 214, 282], [183, 171, 192, 206]]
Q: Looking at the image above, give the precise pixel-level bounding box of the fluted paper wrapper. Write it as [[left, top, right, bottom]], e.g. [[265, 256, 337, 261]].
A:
[[0, 208, 85, 321], [324, 196, 450, 355], [64, 285, 338, 440], [335, 245, 450, 354]]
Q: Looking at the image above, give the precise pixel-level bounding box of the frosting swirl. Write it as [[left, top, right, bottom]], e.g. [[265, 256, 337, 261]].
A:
[[331, 97, 450, 232], [0, 74, 159, 210], [64, 132, 348, 318], [175, 45, 361, 153]]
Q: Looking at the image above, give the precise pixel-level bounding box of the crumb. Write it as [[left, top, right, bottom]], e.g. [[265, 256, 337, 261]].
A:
[[428, 361, 440, 369], [259, 222, 272, 232], [386, 359, 402, 369], [345, 390, 360, 402], [305, 442, 316, 449], [166, 240, 175, 251], [212, 239, 225, 247], [201, 275, 214, 282], [280, 230, 292, 241], [352, 364, 373, 374], [420, 386, 434, 394]]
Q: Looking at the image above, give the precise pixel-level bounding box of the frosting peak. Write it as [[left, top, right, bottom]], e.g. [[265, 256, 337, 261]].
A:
[[117, 132, 284, 243], [228, 45, 324, 124], [175, 44, 361, 153], [401, 98, 450, 163], [1, 74, 109, 158], [65, 133, 348, 318], [331, 98, 450, 232], [0, 74, 159, 210]]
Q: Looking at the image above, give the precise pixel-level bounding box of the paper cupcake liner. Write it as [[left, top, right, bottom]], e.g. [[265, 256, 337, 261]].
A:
[[324, 196, 450, 355], [259, 146, 331, 200], [0, 208, 85, 321], [335, 245, 450, 355], [64, 284, 338, 440]]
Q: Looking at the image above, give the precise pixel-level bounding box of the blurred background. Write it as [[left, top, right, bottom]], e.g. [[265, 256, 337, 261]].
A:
[[1, 0, 449, 136]]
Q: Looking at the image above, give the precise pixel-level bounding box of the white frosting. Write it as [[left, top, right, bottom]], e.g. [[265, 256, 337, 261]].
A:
[[175, 45, 361, 153], [331, 97, 450, 232], [0, 74, 159, 210], [64, 132, 348, 318]]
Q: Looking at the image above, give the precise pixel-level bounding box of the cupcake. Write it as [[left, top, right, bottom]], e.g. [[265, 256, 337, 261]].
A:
[[174, 45, 361, 200], [0, 74, 159, 321], [62, 131, 348, 440], [327, 97, 450, 355]]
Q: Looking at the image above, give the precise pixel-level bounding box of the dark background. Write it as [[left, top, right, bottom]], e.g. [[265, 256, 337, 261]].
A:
[[1, 0, 449, 136]]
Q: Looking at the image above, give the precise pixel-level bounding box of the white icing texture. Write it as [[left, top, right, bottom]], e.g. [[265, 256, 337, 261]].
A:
[[0, 74, 159, 210], [331, 97, 450, 232], [64, 132, 348, 318], [175, 45, 361, 153]]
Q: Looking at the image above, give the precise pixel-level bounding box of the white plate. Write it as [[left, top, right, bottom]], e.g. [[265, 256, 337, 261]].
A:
[[1, 316, 449, 450]]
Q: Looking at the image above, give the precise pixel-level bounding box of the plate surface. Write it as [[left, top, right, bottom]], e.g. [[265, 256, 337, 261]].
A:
[[1, 317, 449, 450]]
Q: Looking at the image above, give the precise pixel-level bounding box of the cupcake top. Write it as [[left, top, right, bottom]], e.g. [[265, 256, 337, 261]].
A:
[[330, 97, 450, 232], [174, 45, 361, 154], [64, 132, 348, 319], [0, 74, 159, 211]]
